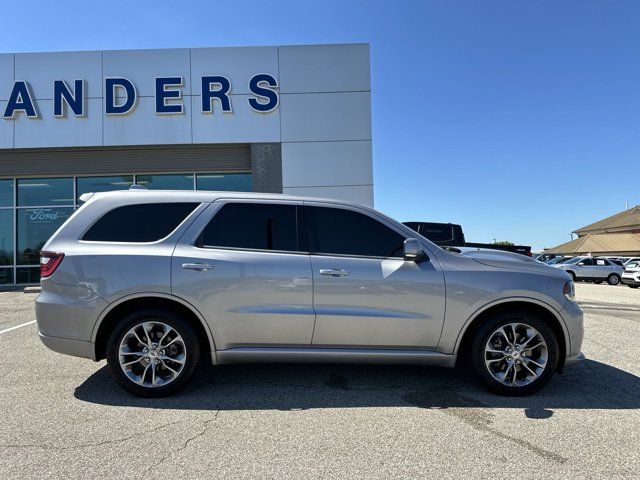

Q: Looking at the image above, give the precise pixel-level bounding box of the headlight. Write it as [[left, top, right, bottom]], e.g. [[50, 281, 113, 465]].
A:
[[563, 280, 575, 302]]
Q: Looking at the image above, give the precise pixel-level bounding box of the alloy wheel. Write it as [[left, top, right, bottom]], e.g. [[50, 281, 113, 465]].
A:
[[118, 321, 187, 388], [484, 323, 548, 387]]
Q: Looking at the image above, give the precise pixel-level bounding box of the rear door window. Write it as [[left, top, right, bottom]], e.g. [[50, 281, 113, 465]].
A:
[[82, 203, 199, 242], [199, 203, 299, 252]]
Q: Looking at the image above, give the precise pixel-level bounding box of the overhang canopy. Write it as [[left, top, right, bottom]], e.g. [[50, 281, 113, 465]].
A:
[[574, 205, 640, 235], [545, 233, 640, 256]]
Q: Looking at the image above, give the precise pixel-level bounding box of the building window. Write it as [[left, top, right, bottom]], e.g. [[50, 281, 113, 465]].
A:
[[0, 268, 14, 285], [197, 173, 252, 192], [17, 178, 74, 207], [136, 174, 194, 190], [17, 207, 74, 265], [77, 176, 134, 201], [16, 267, 40, 284], [0, 210, 14, 266], [0, 179, 13, 207]]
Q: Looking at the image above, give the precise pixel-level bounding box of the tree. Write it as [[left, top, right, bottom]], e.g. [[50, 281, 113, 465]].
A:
[[492, 240, 515, 246]]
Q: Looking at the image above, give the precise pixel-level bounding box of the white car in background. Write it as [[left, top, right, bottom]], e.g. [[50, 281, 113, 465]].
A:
[[621, 260, 640, 289], [554, 256, 624, 285]]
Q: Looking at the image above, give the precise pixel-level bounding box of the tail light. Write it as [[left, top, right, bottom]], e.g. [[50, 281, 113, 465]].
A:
[[40, 251, 65, 278]]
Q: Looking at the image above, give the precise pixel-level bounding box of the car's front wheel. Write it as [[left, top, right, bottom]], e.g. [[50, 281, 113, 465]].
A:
[[607, 274, 621, 286], [106, 309, 200, 397], [471, 312, 559, 396]]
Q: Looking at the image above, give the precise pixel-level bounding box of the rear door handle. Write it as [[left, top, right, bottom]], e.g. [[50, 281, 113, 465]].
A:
[[319, 268, 349, 277], [182, 263, 214, 272]]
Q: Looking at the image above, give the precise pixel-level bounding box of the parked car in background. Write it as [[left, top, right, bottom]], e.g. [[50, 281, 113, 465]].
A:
[[621, 260, 640, 289], [605, 258, 625, 267], [624, 257, 640, 265], [35, 190, 583, 397], [403, 221, 532, 256], [554, 256, 624, 285]]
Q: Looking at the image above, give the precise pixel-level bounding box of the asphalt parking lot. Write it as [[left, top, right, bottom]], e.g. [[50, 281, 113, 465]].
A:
[[0, 283, 638, 479]]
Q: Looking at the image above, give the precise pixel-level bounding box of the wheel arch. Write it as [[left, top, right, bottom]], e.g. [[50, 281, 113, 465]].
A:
[[454, 298, 569, 371], [92, 293, 217, 363]]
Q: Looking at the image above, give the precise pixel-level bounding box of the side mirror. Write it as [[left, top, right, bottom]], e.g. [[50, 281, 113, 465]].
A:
[[403, 238, 428, 262]]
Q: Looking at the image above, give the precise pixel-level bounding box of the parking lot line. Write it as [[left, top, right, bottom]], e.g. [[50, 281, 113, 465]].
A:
[[0, 320, 36, 334]]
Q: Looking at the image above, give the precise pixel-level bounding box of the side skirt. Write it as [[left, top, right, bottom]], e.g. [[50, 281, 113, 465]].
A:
[[216, 347, 457, 368]]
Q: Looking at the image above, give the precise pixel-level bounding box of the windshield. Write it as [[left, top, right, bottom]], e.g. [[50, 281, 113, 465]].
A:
[[562, 257, 584, 265], [547, 257, 566, 264], [626, 262, 639, 269]]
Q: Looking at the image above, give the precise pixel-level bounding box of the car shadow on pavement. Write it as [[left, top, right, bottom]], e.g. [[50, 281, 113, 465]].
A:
[[74, 359, 639, 416]]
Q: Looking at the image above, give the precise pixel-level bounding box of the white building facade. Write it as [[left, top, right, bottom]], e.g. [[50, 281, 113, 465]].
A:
[[0, 43, 373, 285]]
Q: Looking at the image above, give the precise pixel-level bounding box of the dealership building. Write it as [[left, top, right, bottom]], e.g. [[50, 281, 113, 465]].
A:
[[0, 43, 373, 285]]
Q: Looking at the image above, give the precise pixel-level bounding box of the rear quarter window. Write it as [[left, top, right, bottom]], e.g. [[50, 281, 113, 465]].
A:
[[82, 203, 199, 242]]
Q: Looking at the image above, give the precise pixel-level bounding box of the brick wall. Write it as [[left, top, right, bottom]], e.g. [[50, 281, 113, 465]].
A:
[[251, 143, 282, 193]]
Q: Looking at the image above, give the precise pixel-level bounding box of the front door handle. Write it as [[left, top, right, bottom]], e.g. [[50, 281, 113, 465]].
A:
[[319, 268, 349, 277], [182, 263, 214, 272]]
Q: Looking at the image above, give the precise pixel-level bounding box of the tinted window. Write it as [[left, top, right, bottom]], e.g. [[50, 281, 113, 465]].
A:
[[0, 179, 13, 207], [579, 258, 594, 266], [0, 209, 13, 265], [18, 207, 73, 264], [307, 206, 406, 258], [196, 173, 252, 192], [136, 174, 194, 190], [200, 203, 298, 252], [17, 178, 73, 206], [77, 176, 134, 200], [82, 203, 199, 242]]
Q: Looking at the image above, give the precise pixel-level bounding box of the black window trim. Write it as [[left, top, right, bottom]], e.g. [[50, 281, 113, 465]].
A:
[[79, 201, 202, 245], [195, 200, 309, 255]]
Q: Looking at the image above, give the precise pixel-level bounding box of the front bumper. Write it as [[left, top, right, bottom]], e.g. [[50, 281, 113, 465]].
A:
[[564, 352, 586, 367], [38, 331, 96, 360], [621, 277, 640, 286]]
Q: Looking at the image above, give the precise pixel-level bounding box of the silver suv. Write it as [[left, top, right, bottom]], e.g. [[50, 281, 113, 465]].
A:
[[554, 256, 624, 285], [36, 190, 584, 397]]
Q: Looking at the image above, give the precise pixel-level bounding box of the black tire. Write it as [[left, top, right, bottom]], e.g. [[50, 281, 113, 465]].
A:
[[628, 285, 639, 289], [470, 311, 559, 396], [567, 271, 576, 280], [106, 308, 200, 397], [594, 280, 603, 284], [607, 274, 621, 286]]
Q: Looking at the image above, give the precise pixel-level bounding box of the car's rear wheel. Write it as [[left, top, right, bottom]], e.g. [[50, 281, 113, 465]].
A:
[[607, 274, 621, 286], [471, 311, 559, 396], [106, 309, 200, 397], [567, 271, 576, 280]]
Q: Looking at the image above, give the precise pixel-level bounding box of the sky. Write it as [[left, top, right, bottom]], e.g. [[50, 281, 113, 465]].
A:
[[1, 0, 639, 250]]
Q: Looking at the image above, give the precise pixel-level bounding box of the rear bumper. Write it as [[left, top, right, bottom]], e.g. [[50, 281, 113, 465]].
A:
[[38, 331, 96, 360]]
